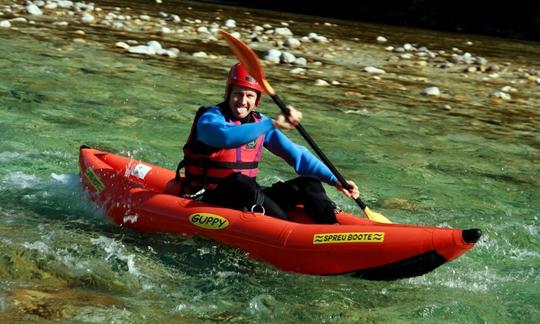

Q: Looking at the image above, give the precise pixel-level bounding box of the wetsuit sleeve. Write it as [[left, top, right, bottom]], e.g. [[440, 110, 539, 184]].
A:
[[197, 108, 274, 148], [264, 128, 339, 185]]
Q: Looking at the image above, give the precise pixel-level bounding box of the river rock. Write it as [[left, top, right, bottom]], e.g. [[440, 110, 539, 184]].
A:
[[26, 4, 43, 16], [474, 56, 488, 65], [57, 1, 74, 9], [308, 32, 328, 43], [0, 20, 10, 28], [45, 2, 58, 9], [197, 26, 209, 33], [381, 198, 417, 210], [501, 85, 517, 93], [193, 51, 208, 58], [363, 66, 386, 74], [493, 91, 511, 100], [224, 19, 236, 28], [81, 13, 94, 23], [284, 37, 301, 48], [263, 49, 281, 63], [290, 67, 305, 74], [403, 43, 416, 51], [10, 17, 28, 24], [280, 51, 296, 64], [274, 27, 293, 36], [421, 86, 441, 96], [128, 45, 153, 55], [294, 57, 307, 66], [315, 79, 330, 86], [115, 41, 130, 49], [147, 40, 162, 51], [376, 36, 387, 43]]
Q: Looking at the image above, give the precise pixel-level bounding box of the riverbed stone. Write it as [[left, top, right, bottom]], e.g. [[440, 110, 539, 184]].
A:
[[290, 67, 306, 74], [294, 57, 307, 66], [280, 51, 296, 64], [224, 19, 235, 28], [115, 41, 130, 49], [193, 51, 208, 58], [284, 37, 301, 48], [381, 198, 417, 210], [263, 49, 281, 63], [421, 86, 441, 96], [315, 79, 330, 86], [26, 4, 42, 16], [363, 66, 386, 74], [493, 91, 511, 100], [274, 27, 292, 36]]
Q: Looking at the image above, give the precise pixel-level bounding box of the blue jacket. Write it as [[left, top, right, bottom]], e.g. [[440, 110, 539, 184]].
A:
[[196, 106, 338, 185]]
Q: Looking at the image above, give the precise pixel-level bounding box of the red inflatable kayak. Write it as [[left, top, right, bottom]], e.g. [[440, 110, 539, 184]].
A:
[[79, 146, 481, 280]]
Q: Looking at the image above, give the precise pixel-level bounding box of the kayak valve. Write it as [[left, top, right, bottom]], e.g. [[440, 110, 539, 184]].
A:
[[462, 228, 482, 243]]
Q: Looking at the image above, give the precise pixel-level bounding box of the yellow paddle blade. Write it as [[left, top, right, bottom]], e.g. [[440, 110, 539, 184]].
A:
[[220, 30, 275, 95], [363, 207, 392, 224]]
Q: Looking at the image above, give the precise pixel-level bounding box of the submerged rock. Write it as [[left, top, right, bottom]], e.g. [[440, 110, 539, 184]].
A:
[[381, 198, 417, 210], [11, 288, 121, 321]]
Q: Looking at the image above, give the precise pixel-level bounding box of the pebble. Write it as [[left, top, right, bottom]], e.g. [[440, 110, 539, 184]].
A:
[[315, 79, 330, 86], [376, 36, 387, 43], [275, 27, 293, 36], [193, 51, 208, 58], [493, 91, 511, 100], [501, 86, 517, 93], [263, 49, 282, 63], [363, 66, 386, 74], [293, 57, 307, 66], [115, 41, 130, 49], [290, 68, 305, 74], [224, 19, 236, 28], [421, 86, 441, 97], [81, 13, 94, 23], [26, 4, 43, 16], [0, 20, 10, 28], [280, 52, 296, 64], [284, 37, 301, 48]]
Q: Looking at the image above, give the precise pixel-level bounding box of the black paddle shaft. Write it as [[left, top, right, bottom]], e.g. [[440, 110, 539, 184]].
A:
[[270, 94, 367, 210]]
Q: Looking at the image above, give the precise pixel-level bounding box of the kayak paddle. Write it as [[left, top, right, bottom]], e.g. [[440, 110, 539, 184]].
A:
[[220, 30, 391, 224]]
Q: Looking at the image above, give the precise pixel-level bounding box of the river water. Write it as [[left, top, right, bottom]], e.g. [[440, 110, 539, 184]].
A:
[[1, 0, 539, 322]]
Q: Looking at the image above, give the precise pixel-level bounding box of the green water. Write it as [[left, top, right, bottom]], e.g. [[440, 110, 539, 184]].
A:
[[1, 0, 539, 322]]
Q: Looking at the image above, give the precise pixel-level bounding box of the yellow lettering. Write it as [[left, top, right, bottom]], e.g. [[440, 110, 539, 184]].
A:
[[312, 232, 385, 244]]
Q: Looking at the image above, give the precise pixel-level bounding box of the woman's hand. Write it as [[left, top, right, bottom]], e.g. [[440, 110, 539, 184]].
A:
[[273, 105, 302, 130], [336, 180, 360, 199]]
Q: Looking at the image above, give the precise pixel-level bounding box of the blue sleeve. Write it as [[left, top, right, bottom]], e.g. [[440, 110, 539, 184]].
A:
[[264, 128, 338, 185], [197, 107, 275, 148]]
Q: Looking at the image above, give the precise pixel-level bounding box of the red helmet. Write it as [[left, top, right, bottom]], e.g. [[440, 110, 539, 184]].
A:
[[225, 63, 264, 105]]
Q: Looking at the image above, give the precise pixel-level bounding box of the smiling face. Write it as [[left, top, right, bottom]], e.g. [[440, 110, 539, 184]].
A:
[[228, 84, 259, 119]]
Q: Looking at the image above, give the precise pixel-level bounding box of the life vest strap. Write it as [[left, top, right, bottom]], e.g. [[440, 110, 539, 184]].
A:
[[183, 157, 259, 169]]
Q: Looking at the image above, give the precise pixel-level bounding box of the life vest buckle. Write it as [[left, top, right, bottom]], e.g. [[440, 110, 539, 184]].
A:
[[250, 204, 265, 215]]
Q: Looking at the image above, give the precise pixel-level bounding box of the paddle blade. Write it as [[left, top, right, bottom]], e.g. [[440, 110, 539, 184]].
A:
[[363, 207, 392, 224], [220, 30, 275, 95]]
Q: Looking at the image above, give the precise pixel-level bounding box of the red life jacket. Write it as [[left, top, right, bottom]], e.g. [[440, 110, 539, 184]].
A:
[[178, 105, 265, 194]]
